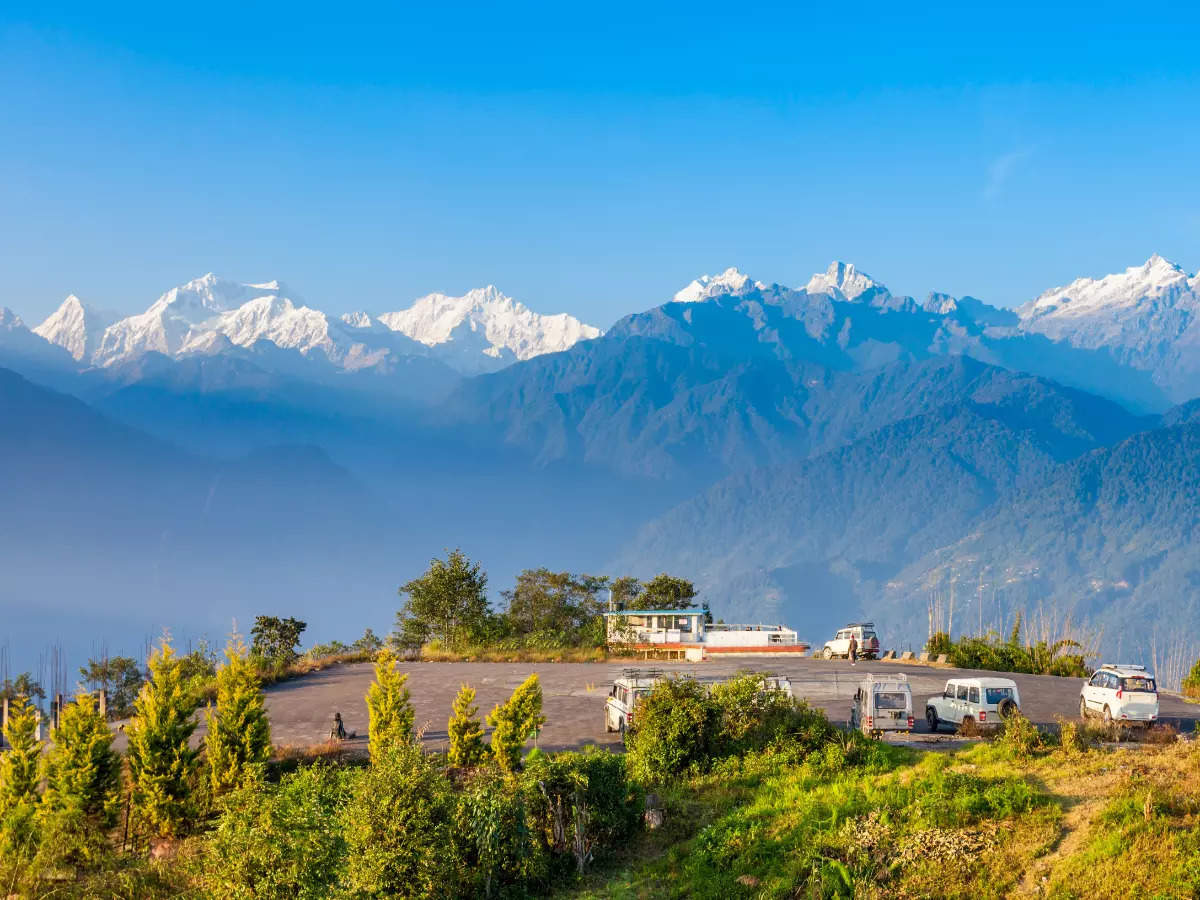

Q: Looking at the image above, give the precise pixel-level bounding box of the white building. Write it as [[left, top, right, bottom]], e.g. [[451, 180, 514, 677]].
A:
[[603, 608, 807, 660]]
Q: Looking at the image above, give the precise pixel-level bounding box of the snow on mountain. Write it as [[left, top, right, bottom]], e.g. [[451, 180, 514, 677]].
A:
[[673, 268, 765, 303], [1016, 255, 1200, 400], [33, 295, 118, 361], [376, 285, 602, 374], [92, 274, 278, 366], [803, 261, 890, 302]]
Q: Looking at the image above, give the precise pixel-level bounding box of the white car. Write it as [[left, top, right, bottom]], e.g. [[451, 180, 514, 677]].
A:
[[604, 668, 664, 736], [822, 622, 880, 660], [925, 677, 1020, 732], [849, 673, 914, 735], [1080, 664, 1158, 726]]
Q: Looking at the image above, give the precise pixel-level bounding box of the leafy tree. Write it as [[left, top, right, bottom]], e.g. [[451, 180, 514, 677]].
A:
[[1, 673, 46, 709], [205, 638, 272, 796], [353, 628, 384, 653], [502, 569, 607, 644], [395, 550, 491, 649], [486, 674, 546, 774], [447, 684, 485, 769], [36, 693, 121, 869], [79, 656, 144, 719], [341, 744, 456, 898], [609, 575, 643, 610], [635, 573, 698, 610], [366, 648, 414, 761], [251, 616, 307, 668], [126, 638, 202, 838]]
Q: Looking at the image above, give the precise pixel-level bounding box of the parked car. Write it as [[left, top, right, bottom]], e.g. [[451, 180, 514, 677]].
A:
[[604, 668, 664, 736], [1079, 664, 1158, 726], [925, 676, 1020, 732], [849, 673, 913, 735], [822, 622, 880, 660]]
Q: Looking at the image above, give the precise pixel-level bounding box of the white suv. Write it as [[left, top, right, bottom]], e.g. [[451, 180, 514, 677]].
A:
[[1080, 665, 1158, 727], [821, 622, 880, 660], [925, 677, 1020, 732]]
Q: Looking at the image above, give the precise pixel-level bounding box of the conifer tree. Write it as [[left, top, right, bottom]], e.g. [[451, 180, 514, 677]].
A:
[[40, 694, 120, 826], [126, 638, 201, 838], [447, 683, 484, 769], [205, 637, 271, 796], [486, 674, 546, 774], [0, 694, 42, 851], [366, 647, 414, 762]]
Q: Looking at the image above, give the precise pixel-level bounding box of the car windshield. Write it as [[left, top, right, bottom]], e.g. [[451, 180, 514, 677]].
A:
[[985, 688, 1014, 704], [862, 631, 877, 641], [1121, 677, 1156, 693], [873, 691, 907, 710]]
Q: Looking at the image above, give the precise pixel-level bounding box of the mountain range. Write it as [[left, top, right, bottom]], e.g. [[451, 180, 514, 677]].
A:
[[2, 255, 1199, 665]]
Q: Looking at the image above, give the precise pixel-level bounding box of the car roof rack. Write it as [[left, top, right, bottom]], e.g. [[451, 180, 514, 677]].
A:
[[844, 621, 875, 628], [1101, 663, 1146, 671], [621, 667, 664, 681]]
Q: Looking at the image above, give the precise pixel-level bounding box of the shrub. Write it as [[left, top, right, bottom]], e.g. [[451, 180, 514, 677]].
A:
[[126, 637, 202, 839], [455, 770, 548, 896], [1183, 656, 1200, 699], [341, 745, 457, 898], [198, 764, 349, 900], [526, 747, 643, 874], [710, 673, 799, 757], [366, 648, 414, 761], [997, 711, 1043, 760], [448, 684, 485, 769], [487, 674, 546, 774], [624, 676, 715, 783], [205, 638, 272, 796]]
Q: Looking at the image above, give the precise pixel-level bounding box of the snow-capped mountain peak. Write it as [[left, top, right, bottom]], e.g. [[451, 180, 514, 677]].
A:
[[376, 285, 601, 373], [33, 294, 119, 361], [673, 267, 763, 303], [1023, 254, 1191, 318], [0, 306, 26, 330], [804, 261, 890, 302]]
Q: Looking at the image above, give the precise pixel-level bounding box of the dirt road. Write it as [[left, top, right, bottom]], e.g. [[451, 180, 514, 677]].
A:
[[259, 657, 1198, 753]]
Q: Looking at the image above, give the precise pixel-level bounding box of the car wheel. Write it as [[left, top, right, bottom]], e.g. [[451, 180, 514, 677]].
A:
[[997, 697, 1018, 719], [1079, 696, 1088, 720], [926, 707, 939, 732], [822, 647, 834, 660], [1102, 706, 1112, 725]]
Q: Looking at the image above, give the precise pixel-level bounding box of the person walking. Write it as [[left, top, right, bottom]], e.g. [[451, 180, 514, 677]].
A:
[[848, 634, 858, 666]]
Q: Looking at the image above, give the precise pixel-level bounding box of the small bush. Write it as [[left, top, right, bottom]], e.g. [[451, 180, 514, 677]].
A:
[[341, 745, 457, 898], [197, 764, 349, 900], [447, 684, 485, 769], [454, 770, 548, 896], [487, 674, 546, 774], [997, 711, 1043, 760], [624, 677, 715, 783]]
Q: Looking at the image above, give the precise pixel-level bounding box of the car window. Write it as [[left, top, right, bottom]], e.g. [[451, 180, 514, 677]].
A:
[[985, 687, 1014, 704], [1108, 673, 1120, 689], [944, 682, 955, 698], [956, 685, 969, 700], [1121, 677, 1156, 693], [968, 687, 980, 703], [863, 631, 877, 641], [874, 691, 907, 710]]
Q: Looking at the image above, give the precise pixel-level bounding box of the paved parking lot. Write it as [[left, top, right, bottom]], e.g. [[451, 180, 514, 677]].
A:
[[258, 657, 1199, 753]]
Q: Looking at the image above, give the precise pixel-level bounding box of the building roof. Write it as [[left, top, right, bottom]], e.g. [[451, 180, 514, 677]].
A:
[[602, 608, 703, 617]]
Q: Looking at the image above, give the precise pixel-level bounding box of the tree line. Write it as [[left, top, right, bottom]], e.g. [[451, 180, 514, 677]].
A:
[[394, 549, 705, 651]]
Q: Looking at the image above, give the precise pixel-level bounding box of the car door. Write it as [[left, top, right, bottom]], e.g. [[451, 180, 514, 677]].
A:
[[954, 683, 970, 722], [1084, 672, 1103, 710]]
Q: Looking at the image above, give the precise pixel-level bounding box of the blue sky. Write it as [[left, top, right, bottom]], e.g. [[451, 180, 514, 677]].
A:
[[3, 2, 1199, 326]]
